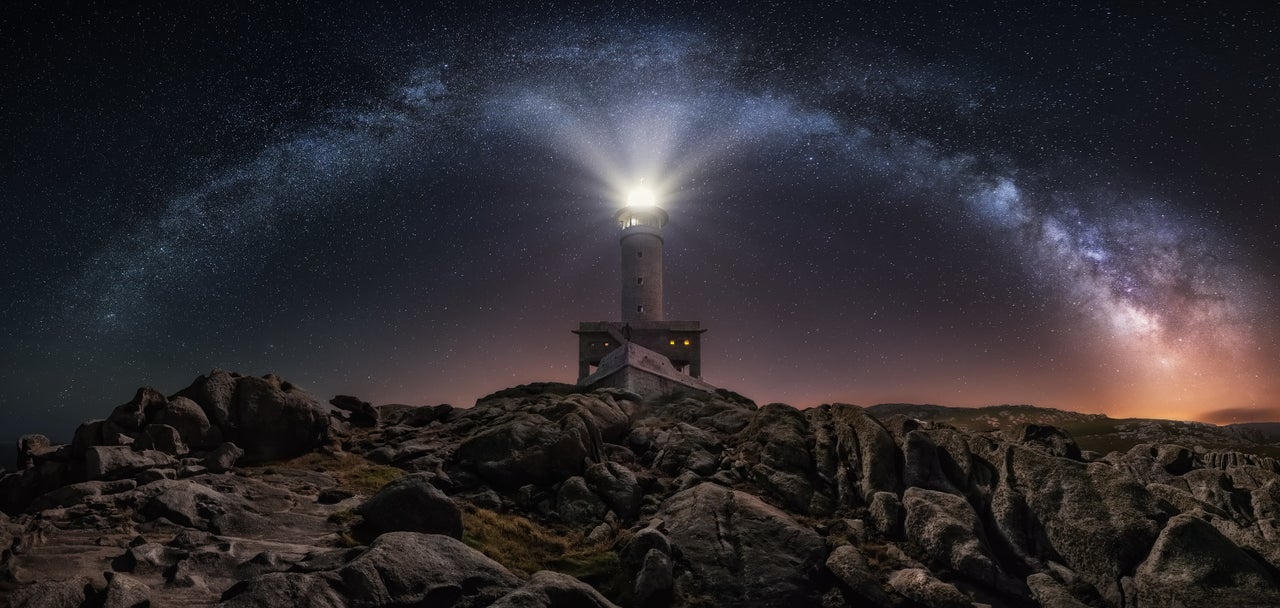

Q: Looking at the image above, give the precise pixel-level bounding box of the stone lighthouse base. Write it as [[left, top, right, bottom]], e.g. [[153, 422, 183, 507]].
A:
[[578, 341, 716, 397]]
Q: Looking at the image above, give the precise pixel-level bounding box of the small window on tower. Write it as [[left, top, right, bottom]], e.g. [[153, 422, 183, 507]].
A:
[[637, 305, 644, 313], [669, 340, 676, 345], [683, 339, 691, 346], [637, 277, 644, 285]]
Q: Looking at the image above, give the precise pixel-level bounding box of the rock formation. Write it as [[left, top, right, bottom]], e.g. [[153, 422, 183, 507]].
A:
[[4, 376, 1280, 607]]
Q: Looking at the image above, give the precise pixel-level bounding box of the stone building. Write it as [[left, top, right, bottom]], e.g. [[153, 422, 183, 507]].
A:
[[573, 189, 713, 395]]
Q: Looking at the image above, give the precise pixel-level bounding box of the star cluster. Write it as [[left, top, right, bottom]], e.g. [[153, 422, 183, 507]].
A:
[[1, 2, 1277, 436]]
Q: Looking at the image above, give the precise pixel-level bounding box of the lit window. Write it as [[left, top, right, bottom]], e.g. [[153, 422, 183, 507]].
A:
[[637, 277, 644, 285], [669, 340, 675, 345], [683, 339, 691, 346], [604, 342, 610, 346]]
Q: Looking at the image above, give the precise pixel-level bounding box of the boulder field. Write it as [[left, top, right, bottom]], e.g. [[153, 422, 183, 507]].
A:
[[4, 374, 1280, 606]]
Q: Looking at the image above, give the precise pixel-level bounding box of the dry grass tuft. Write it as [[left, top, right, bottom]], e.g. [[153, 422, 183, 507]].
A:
[[248, 451, 405, 495], [459, 503, 630, 601]]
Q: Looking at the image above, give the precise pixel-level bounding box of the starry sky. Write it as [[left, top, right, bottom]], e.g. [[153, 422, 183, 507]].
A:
[[3, 1, 1278, 438]]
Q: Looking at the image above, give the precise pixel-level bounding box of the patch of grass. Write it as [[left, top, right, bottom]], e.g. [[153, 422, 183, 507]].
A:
[[247, 452, 404, 495], [328, 509, 358, 526], [342, 465, 404, 495], [460, 504, 630, 603]]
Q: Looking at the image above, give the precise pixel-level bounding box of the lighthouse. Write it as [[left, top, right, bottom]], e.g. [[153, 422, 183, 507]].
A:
[[573, 185, 714, 396], [616, 186, 667, 322]]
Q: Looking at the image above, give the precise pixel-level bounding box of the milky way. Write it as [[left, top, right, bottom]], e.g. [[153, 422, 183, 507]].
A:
[[3, 4, 1277, 435]]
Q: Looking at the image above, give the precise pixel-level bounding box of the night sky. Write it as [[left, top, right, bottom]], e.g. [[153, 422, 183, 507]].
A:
[[3, 1, 1278, 439]]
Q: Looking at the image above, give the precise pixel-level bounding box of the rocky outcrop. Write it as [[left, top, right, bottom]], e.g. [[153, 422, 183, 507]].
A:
[[27, 479, 136, 513], [355, 473, 462, 539], [12, 381, 1280, 607], [331, 395, 379, 427], [232, 374, 329, 461], [887, 568, 970, 608], [826, 544, 891, 606], [902, 487, 1017, 593], [489, 570, 620, 608], [85, 446, 177, 481], [1135, 513, 1280, 605], [658, 482, 827, 606], [152, 396, 221, 449], [338, 532, 520, 607], [220, 572, 347, 607], [555, 476, 609, 526], [633, 548, 674, 608], [584, 461, 643, 521]]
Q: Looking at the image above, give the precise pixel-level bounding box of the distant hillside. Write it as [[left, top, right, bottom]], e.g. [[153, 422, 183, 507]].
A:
[[866, 403, 1280, 458]]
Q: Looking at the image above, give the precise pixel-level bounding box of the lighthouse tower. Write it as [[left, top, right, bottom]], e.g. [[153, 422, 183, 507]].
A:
[[616, 189, 667, 322], [573, 186, 713, 396]]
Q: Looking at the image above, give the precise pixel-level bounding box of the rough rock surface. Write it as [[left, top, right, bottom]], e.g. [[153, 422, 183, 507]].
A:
[[887, 568, 970, 608], [1134, 513, 1280, 605], [902, 487, 1014, 592], [10, 378, 1280, 607], [85, 446, 177, 481], [355, 473, 462, 538], [338, 532, 520, 607], [489, 570, 620, 608], [232, 374, 329, 461], [658, 482, 827, 606]]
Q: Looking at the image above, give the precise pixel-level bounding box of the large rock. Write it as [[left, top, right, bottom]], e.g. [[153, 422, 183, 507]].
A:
[[648, 422, 721, 477], [555, 476, 608, 526], [136, 424, 188, 456], [151, 396, 220, 448], [902, 487, 1013, 592], [902, 430, 963, 494], [734, 403, 818, 513], [233, 374, 329, 462], [204, 442, 245, 473], [16, 434, 54, 470], [809, 404, 901, 508], [454, 414, 599, 489], [985, 442, 1165, 604], [101, 572, 151, 608], [4, 576, 94, 608], [869, 490, 903, 538], [886, 568, 970, 608], [108, 387, 167, 431], [137, 479, 266, 534], [220, 572, 347, 607], [27, 479, 136, 512], [1009, 424, 1082, 460], [85, 446, 177, 481], [634, 549, 674, 608], [584, 461, 643, 521], [330, 395, 378, 427], [337, 532, 520, 607], [620, 527, 671, 572], [1026, 573, 1091, 608], [658, 482, 827, 606], [490, 570, 620, 607], [355, 472, 462, 538], [826, 544, 891, 606], [1135, 513, 1280, 605], [70, 420, 106, 458], [175, 369, 239, 431]]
